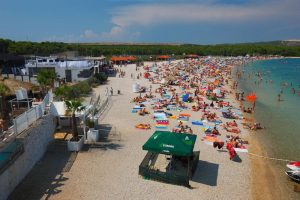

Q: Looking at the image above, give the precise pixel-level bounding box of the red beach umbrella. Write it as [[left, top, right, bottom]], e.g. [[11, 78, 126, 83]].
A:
[[246, 93, 257, 103]]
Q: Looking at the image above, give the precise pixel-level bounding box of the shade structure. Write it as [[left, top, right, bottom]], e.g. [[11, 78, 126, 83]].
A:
[[142, 131, 197, 156], [184, 54, 199, 59], [157, 55, 170, 59], [111, 56, 136, 62]]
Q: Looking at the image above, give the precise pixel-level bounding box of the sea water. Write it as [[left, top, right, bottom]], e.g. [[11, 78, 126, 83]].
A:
[[236, 58, 300, 198]]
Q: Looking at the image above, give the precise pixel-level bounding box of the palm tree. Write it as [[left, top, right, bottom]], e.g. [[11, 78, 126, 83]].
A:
[[65, 100, 85, 141]]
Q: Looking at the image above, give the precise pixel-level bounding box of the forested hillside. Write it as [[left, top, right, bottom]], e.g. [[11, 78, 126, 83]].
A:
[[1, 38, 300, 57]]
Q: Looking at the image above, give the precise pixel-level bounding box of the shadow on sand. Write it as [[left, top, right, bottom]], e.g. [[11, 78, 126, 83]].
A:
[[9, 141, 76, 200], [216, 149, 243, 163], [82, 124, 122, 152], [191, 160, 219, 186], [232, 154, 242, 163]]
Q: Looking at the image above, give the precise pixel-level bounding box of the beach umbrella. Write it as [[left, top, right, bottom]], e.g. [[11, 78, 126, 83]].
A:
[[246, 93, 257, 103], [213, 89, 220, 94], [246, 93, 257, 111], [212, 80, 219, 85]]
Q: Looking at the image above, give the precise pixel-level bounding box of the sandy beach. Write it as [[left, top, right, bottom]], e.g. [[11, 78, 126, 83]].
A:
[[41, 60, 252, 200], [9, 59, 257, 200]]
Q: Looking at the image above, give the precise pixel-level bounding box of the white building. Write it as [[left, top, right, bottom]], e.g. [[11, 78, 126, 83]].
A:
[[25, 56, 106, 83]]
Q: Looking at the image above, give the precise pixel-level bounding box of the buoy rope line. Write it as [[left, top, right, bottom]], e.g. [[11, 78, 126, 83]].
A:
[[247, 152, 294, 162]]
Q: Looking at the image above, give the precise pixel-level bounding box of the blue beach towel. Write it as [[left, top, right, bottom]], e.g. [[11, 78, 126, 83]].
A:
[[192, 121, 204, 126]]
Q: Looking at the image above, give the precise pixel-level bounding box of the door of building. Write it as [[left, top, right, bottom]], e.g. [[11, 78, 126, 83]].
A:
[[65, 70, 72, 82]]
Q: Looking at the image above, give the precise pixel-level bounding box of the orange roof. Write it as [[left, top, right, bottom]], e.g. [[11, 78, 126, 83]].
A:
[[111, 56, 137, 62], [185, 54, 199, 58], [157, 55, 170, 59]]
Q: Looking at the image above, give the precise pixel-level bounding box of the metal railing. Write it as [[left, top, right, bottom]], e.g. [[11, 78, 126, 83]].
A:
[[12, 91, 52, 136], [83, 94, 111, 140]]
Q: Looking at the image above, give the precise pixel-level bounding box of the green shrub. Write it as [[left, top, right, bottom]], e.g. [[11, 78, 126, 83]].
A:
[[74, 81, 91, 96], [94, 72, 108, 83]]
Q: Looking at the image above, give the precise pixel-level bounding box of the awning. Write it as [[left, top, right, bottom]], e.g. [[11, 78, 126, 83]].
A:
[[111, 56, 137, 62], [142, 131, 197, 156], [157, 55, 170, 59], [184, 54, 199, 58]]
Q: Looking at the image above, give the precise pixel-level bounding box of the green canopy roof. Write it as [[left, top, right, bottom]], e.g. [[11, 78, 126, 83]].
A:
[[142, 131, 197, 156]]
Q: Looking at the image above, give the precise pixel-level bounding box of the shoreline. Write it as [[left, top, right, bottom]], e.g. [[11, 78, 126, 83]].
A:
[[231, 62, 289, 200], [285, 56, 300, 58]]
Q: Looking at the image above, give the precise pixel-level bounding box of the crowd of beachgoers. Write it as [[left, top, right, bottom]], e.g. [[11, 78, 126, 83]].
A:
[[130, 56, 273, 160]]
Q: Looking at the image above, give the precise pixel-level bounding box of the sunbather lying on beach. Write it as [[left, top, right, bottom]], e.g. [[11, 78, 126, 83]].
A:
[[224, 125, 241, 133], [135, 124, 151, 129], [178, 101, 187, 108], [192, 105, 200, 111], [138, 108, 150, 116], [226, 120, 238, 127], [132, 96, 146, 103], [222, 111, 239, 119], [207, 113, 217, 121], [211, 127, 220, 135]]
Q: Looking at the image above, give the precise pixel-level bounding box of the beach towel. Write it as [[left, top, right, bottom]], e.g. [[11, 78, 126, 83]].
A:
[[155, 125, 168, 130], [203, 135, 220, 145], [132, 107, 142, 110], [192, 121, 204, 126], [212, 120, 222, 125], [182, 94, 189, 102], [163, 94, 171, 99], [234, 147, 248, 153], [167, 105, 177, 111], [179, 113, 191, 117], [153, 113, 167, 120], [177, 116, 189, 121], [204, 135, 219, 142], [156, 120, 169, 125]]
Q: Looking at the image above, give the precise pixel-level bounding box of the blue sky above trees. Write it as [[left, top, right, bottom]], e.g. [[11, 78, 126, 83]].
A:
[[0, 0, 299, 44]]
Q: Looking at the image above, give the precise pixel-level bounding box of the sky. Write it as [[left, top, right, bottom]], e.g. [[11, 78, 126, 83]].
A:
[[0, 0, 299, 44]]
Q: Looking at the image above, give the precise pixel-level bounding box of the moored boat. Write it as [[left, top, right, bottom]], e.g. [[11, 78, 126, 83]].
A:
[[285, 170, 300, 183], [286, 161, 300, 171]]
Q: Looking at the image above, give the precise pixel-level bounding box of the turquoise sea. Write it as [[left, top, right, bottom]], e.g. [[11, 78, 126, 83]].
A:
[[236, 58, 300, 198]]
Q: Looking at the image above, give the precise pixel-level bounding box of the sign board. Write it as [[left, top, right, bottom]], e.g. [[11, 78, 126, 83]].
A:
[[15, 88, 28, 100]]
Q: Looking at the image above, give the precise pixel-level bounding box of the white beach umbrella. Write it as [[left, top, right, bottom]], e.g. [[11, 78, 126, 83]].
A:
[[213, 89, 221, 94]]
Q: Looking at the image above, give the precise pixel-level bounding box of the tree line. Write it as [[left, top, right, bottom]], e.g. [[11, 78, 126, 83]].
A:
[[1, 38, 300, 57]]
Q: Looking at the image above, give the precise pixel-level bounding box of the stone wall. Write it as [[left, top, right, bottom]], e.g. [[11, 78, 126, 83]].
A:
[[0, 114, 56, 200]]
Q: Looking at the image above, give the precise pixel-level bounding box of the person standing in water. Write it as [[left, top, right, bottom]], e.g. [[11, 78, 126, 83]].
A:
[[277, 93, 281, 101], [291, 88, 296, 94]]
